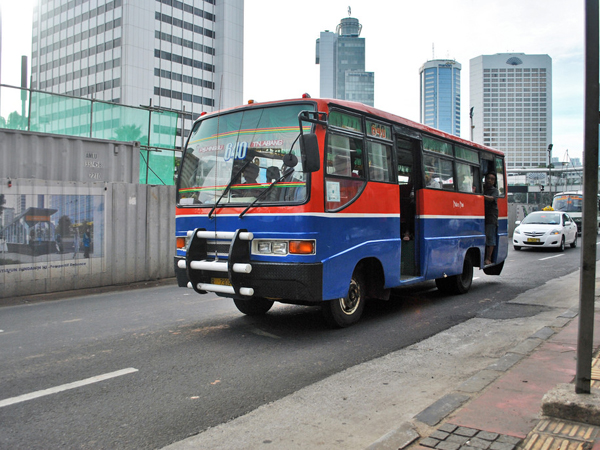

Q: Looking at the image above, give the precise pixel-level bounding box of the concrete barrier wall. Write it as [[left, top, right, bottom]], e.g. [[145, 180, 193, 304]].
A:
[[0, 178, 175, 299], [508, 203, 544, 237]]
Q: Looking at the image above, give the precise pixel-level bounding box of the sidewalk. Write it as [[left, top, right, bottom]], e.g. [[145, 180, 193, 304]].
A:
[[405, 305, 600, 450], [164, 267, 600, 450]]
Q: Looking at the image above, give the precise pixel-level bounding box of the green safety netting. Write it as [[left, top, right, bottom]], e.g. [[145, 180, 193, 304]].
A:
[[0, 85, 180, 185]]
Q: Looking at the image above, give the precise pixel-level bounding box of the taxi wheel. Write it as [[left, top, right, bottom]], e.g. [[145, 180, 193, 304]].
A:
[[233, 297, 274, 316], [570, 234, 577, 248], [322, 271, 365, 328], [559, 236, 565, 252]]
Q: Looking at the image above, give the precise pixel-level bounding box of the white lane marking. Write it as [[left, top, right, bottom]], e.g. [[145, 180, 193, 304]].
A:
[[62, 319, 83, 323], [539, 254, 564, 261], [0, 368, 138, 408]]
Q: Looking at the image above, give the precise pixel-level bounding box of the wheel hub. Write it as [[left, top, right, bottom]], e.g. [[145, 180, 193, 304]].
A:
[[340, 280, 360, 315]]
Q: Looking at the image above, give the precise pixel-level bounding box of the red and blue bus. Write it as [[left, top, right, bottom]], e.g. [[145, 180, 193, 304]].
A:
[[174, 97, 508, 327]]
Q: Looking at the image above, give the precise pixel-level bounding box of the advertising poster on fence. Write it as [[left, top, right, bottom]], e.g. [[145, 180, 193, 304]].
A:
[[0, 181, 105, 283]]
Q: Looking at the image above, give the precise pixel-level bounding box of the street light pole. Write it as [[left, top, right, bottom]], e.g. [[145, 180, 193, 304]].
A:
[[548, 144, 553, 200]]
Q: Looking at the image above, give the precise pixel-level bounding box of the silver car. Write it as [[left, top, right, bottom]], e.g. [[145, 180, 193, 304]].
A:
[[513, 211, 578, 251]]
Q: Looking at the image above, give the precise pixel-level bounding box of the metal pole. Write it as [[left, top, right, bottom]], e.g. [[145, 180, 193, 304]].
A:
[[146, 99, 152, 184], [575, 0, 599, 394], [548, 144, 553, 199], [21, 56, 27, 127]]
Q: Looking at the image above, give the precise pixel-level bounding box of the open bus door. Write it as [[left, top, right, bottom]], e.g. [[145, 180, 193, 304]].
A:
[[481, 153, 505, 275], [396, 133, 421, 278]]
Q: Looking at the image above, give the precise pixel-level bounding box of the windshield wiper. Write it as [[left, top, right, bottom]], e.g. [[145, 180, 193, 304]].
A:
[[238, 139, 302, 218], [238, 168, 295, 218], [208, 158, 253, 219]]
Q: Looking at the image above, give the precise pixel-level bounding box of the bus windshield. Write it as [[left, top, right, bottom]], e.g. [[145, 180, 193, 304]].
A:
[[178, 103, 314, 206], [552, 194, 582, 213]]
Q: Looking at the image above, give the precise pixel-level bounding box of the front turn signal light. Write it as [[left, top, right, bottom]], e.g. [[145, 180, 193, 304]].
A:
[[289, 240, 315, 255], [176, 237, 187, 249]]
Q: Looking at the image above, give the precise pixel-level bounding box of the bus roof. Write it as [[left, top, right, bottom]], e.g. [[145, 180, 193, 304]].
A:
[[195, 97, 505, 157], [553, 191, 583, 197]]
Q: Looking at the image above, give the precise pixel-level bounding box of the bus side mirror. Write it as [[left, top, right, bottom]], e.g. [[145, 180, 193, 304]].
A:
[[300, 133, 320, 173]]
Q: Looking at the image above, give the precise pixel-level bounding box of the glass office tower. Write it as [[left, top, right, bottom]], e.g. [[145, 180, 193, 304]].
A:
[[30, 0, 244, 139], [419, 59, 461, 136], [315, 15, 374, 106], [470, 53, 552, 169]]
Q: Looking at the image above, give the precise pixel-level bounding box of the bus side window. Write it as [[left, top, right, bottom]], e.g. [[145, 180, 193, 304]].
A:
[[425, 155, 453, 190]]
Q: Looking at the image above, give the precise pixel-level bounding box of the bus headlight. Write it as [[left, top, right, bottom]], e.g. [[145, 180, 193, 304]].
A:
[[253, 240, 315, 256], [272, 242, 288, 255]]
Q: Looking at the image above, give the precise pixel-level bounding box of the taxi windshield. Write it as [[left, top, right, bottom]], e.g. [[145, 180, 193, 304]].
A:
[[178, 104, 313, 206]]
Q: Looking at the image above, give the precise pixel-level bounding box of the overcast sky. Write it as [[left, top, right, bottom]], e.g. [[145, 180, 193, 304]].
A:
[[0, 0, 587, 162]]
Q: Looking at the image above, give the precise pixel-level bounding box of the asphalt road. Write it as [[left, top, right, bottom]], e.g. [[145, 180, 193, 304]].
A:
[[0, 238, 596, 449]]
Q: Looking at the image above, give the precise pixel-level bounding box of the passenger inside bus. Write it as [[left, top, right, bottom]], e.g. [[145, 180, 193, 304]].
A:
[[425, 170, 441, 188]]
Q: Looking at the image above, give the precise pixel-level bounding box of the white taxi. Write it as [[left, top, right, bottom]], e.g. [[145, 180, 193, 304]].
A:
[[513, 211, 578, 251]]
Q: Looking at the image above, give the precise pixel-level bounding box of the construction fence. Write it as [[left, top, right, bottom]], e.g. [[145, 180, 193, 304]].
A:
[[0, 84, 181, 185]]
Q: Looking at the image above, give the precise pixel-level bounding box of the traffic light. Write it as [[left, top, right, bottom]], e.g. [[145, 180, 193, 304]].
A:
[[540, 185, 545, 192]]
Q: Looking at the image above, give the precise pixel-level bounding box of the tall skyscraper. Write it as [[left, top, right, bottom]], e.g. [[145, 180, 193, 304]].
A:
[[470, 53, 552, 169], [30, 0, 243, 138], [419, 59, 461, 136], [315, 13, 374, 106]]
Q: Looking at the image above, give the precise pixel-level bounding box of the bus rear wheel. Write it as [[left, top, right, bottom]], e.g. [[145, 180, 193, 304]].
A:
[[233, 297, 274, 316], [322, 272, 365, 328], [435, 257, 473, 295]]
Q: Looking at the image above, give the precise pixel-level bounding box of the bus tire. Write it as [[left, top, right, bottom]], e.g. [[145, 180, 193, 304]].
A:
[[322, 271, 365, 328], [435, 257, 473, 295], [233, 297, 274, 316]]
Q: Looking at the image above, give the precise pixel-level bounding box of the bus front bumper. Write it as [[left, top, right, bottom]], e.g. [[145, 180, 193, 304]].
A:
[[174, 256, 323, 304]]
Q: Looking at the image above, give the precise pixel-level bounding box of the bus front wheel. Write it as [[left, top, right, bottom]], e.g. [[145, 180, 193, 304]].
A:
[[322, 272, 365, 328], [435, 257, 473, 295], [233, 297, 274, 316]]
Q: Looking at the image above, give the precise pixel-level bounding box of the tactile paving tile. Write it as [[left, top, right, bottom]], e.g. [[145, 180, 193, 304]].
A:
[[521, 419, 600, 450], [591, 354, 600, 388], [419, 424, 521, 450]]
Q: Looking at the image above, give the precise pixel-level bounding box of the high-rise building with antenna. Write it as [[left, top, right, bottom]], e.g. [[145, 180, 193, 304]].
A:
[[315, 12, 374, 106]]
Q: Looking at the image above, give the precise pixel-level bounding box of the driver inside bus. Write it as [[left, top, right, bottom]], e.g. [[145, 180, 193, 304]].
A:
[[241, 163, 260, 197]]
